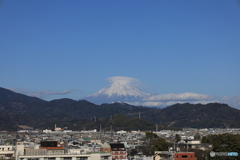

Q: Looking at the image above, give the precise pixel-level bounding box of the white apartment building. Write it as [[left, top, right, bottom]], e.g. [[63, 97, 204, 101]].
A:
[[0, 145, 14, 159], [15, 141, 111, 160]]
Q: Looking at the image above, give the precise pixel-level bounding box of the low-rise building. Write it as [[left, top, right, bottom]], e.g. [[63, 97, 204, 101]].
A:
[[154, 151, 197, 160], [0, 145, 14, 159], [15, 141, 111, 160], [110, 143, 127, 160]]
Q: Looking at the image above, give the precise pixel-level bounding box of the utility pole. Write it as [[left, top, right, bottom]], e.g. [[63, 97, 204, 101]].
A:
[[110, 125, 112, 135]]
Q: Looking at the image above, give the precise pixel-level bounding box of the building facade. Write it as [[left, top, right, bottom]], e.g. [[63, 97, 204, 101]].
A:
[[110, 144, 127, 160], [15, 141, 111, 160]]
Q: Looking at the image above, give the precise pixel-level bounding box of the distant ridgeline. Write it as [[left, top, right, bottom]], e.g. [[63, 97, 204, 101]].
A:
[[0, 87, 240, 131]]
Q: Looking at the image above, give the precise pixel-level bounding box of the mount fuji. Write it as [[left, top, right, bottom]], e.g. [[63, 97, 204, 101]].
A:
[[83, 82, 151, 105]]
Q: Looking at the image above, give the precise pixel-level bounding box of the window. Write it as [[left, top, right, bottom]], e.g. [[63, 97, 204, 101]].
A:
[[101, 156, 109, 160], [60, 158, 72, 160], [76, 157, 88, 160], [182, 155, 188, 158]]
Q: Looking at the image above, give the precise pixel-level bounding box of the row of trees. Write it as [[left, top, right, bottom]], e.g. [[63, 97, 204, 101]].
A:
[[202, 133, 240, 160]]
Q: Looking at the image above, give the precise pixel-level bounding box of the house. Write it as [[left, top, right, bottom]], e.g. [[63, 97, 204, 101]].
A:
[[174, 152, 197, 160], [101, 142, 111, 153], [154, 151, 197, 160], [110, 143, 127, 160], [0, 145, 14, 159], [39, 141, 65, 155]]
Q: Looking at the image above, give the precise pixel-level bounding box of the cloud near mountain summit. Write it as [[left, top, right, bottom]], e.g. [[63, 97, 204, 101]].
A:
[[107, 76, 140, 85]]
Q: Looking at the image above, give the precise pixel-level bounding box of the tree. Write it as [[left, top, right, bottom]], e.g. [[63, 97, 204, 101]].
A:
[[202, 133, 240, 160], [152, 138, 169, 152], [145, 132, 159, 139], [142, 132, 169, 156], [130, 149, 138, 156], [194, 133, 201, 140], [175, 134, 181, 143]]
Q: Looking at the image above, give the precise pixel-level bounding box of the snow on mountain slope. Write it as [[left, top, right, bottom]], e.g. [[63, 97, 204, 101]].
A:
[[82, 82, 151, 104]]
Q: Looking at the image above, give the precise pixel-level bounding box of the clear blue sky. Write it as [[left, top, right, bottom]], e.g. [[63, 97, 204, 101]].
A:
[[1, 0, 240, 107]]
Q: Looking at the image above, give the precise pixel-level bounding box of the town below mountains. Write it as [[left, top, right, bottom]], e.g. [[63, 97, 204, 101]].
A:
[[1, 87, 240, 131]]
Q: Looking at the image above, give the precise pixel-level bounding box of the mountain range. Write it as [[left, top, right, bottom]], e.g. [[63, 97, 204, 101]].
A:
[[1, 87, 240, 131]]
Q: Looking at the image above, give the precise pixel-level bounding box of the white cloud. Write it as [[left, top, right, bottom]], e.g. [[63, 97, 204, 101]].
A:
[[9, 88, 73, 99], [143, 92, 214, 101], [219, 95, 240, 109], [129, 92, 218, 108], [220, 95, 240, 101], [139, 100, 217, 107], [107, 76, 140, 85], [138, 93, 240, 109]]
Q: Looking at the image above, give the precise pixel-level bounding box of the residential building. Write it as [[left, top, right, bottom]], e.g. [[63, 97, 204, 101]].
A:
[[0, 145, 14, 159], [100, 142, 111, 153], [110, 143, 127, 160], [15, 141, 111, 160], [154, 151, 197, 160]]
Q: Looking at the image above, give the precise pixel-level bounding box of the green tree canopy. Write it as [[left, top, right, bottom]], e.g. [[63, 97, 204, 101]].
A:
[[152, 138, 169, 152], [194, 133, 201, 140], [146, 132, 159, 139], [202, 133, 240, 160], [175, 134, 181, 143]]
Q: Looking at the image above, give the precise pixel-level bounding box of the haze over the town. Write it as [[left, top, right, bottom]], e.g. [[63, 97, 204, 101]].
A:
[[1, 1, 240, 108]]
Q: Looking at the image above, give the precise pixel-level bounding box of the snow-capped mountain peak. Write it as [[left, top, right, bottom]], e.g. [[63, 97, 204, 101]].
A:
[[83, 82, 150, 104]]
